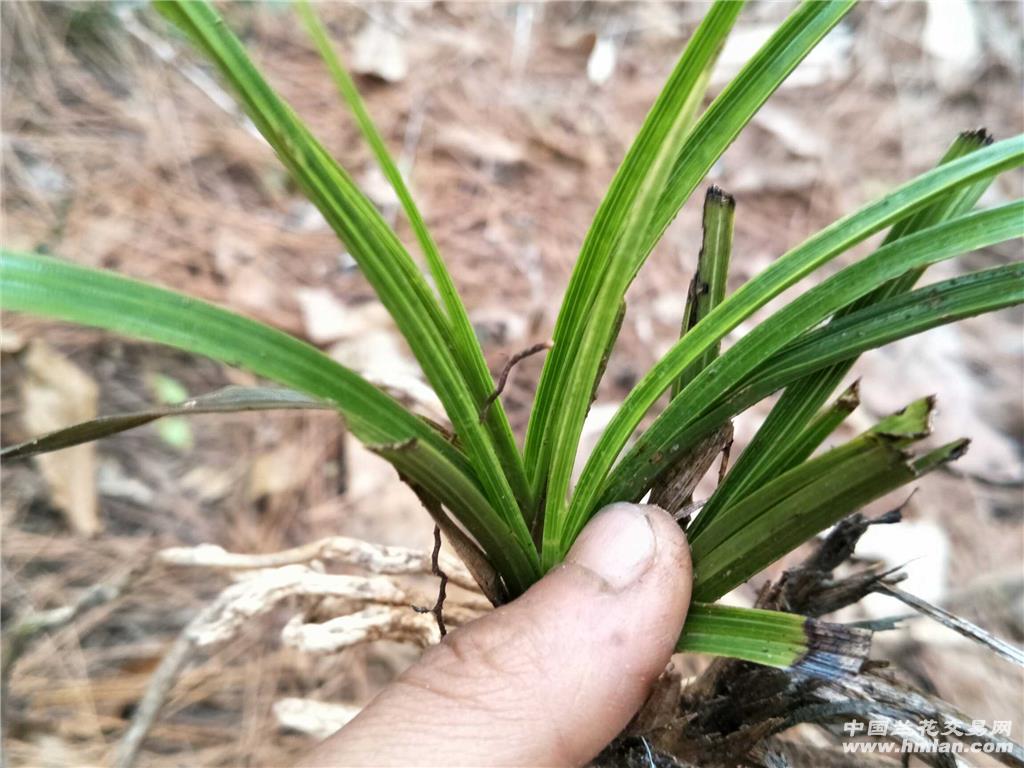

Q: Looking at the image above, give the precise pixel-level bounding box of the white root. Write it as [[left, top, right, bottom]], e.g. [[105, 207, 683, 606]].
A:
[[282, 600, 487, 654], [117, 538, 490, 766], [273, 698, 362, 741], [158, 536, 478, 591], [283, 605, 440, 651], [186, 565, 410, 647]]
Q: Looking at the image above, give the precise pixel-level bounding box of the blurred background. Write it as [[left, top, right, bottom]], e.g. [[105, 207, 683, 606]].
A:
[[2, 1, 1022, 765]]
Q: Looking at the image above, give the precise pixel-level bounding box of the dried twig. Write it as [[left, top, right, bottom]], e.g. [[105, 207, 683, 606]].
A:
[[282, 601, 485, 654], [113, 608, 203, 768], [158, 535, 477, 591], [877, 582, 1024, 667], [117, 527, 496, 768], [830, 675, 1024, 765], [479, 340, 552, 421], [114, 565, 412, 768], [412, 525, 449, 637], [2, 558, 148, 757]]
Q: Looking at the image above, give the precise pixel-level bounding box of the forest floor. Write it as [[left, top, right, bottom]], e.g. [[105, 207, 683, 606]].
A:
[[2, 2, 1022, 765]]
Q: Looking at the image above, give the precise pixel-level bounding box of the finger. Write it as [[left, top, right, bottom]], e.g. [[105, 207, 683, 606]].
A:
[[300, 502, 692, 767]]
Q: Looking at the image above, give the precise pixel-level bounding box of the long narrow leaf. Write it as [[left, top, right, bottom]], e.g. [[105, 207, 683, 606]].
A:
[[529, 0, 855, 497], [647, 1, 856, 256], [0, 251, 540, 593], [295, 1, 529, 506], [602, 199, 1020, 519], [153, 1, 534, 559], [592, 262, 1022, 515], [2, 386, 328, 459], [750, 263, 1024, 391], [523, 0, 744, 500], [763, 381, 861, 479], [702, 129, 996, 525], [538, 46, 715, 569], [569, 137, 1023, 545]]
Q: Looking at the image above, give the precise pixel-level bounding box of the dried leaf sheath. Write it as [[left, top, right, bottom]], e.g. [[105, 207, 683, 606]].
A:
[[677, 604, 871, 681]]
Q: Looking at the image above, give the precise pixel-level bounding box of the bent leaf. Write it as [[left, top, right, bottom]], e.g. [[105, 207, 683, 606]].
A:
[[2, 386, 329, 459], [295, 1, 529, 507], [704, 128, 996, 526], [585, 192, 1024, 527], [154, 0, 532, 552], [0, 250, 541, 593]]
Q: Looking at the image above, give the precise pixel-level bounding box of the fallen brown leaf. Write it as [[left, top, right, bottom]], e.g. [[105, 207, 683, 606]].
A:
[[21, 341, 100, 535]]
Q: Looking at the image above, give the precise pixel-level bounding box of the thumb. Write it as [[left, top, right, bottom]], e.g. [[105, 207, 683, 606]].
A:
[[300, 503, 692, 768]]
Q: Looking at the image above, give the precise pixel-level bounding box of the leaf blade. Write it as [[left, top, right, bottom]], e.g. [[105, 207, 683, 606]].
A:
[[569, 137, 1023, 542], [153, 1, 535, 562], [701, 129, 996, 526], [523, 0, 745, 499], [0, 250, 540, 592], [295, 1, 530, 505], [2, 385, 329, 459]]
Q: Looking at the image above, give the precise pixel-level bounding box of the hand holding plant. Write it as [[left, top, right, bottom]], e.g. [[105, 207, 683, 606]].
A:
[[300, 503, 691, 768]]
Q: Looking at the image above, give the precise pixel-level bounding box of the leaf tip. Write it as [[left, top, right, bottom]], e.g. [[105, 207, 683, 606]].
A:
[[960, 127, 994, 147], [873, 395, 936, 441], [837, 379, 861, 412], [705, 184, 736, 209]]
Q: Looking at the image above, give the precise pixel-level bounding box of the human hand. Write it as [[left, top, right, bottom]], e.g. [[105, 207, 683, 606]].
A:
[[298, 502, 692, 767]]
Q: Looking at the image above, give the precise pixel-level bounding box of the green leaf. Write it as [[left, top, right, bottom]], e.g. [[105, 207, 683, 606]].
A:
[[538, 31, 719, 568], [678, 603, 871, 680], [690, 399, 965, 602], [647, 1, 856, 256], [672, 186, 735, 398], [532, 0, 857, 559], [569, 137, 1023, 545], [603, 198, 1021, 517], [767, 380, 861, 476], [589, 262, 1022, 517], [701, 129, 996, 527], [0, 250, 541, 593], [153, 1, 533, 555], [749, 263, 1024, 395], [1, 385, 330, 459], [295, 0, 529, 506], [523, 0, 744, 503], [529, 0, 856, 498]]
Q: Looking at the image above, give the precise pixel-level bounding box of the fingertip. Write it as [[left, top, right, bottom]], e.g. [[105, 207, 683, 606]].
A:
[[640, 503, 693, 594]]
